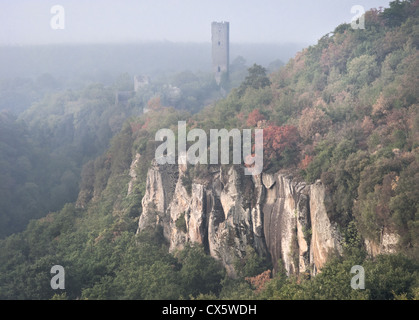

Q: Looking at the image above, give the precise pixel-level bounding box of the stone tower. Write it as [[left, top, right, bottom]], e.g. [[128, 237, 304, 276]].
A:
[[211, 21, 229, 85]]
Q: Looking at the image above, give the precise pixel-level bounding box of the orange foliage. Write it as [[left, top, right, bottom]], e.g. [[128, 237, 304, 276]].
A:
[[320, 32, 355, 73], [298, 108, 331, 141], [147, 96, 162, 111], [299, 154, 313, 170], [245, 270, 272, 293], [130, 121, 142, 134], [236, 111, 245, 124], [372, 93, 389, 117], [246, 109, 265, 127], [262, 125, 299, 166], [141, 117, 151, 130], [365, 8, 385, 28], [361, 116, 375, 135]]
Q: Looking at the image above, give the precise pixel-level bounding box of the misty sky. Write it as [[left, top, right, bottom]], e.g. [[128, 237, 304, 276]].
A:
[[0, 0, 392, 46]]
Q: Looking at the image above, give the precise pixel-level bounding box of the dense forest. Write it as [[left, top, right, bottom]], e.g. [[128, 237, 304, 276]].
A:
[[0, 0, 418, 300]]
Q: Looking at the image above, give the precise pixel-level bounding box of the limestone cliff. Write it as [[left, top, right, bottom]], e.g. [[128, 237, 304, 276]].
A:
[[136, 159, 347, 276], [135, 159, 394, 276], [364, 228, 400, 258]]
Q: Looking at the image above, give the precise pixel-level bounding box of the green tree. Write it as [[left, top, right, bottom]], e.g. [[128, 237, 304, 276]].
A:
[[382, 0, 412, 27], [177, 244, 225, 297], [238, 64, 271, 96], [346, 55, 380, 90]]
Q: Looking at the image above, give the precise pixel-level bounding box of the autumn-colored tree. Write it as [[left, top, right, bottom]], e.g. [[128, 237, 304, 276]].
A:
[[141, 117, 151, 130], [147, 96, 162, 111], [299, 154, 313, 170], [361, 116, 375, 135], [365, 8, 385, 28], [263, 125, 300, 169], [298, 108, 331, 141], [372, 92, 390, 117], [320, 32, 355, 74], [129, 120, 142, 134], [245, 270, 272, 293], [246, 109, 266, 127]]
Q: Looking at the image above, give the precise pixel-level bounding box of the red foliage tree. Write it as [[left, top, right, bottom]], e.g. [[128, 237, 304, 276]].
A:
[[247, 109, 266, 127], [299, 154, 313, 170], [147, 96, 162, 111], [245, 270, 272, 293], [262, 125, 300, 169]]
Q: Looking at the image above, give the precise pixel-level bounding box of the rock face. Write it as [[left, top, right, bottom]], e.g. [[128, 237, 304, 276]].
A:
[[364, 227, 400, 258], [137, 160, 178, 241], [309, 180, 343, 272], [136, 160, 349, 276], [262, 173, 311, 275], [127, 153, 142, 195]]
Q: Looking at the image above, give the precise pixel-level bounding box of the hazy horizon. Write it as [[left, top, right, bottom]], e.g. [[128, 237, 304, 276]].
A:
[[1, 0, 392, 47]]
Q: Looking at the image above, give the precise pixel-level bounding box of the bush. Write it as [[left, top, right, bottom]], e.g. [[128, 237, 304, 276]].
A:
[[175, 212, 188, 233]]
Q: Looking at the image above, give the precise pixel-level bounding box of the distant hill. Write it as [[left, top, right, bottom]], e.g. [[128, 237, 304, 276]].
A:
[[0, 42, 305, 82], [0, 42, 304, 115]]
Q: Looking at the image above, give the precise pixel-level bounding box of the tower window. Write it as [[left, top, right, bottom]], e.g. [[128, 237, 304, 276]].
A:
[[218, 41, 221, 46], [218, 66, 221, 72]]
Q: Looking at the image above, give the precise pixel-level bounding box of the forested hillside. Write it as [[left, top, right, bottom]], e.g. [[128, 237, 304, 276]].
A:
[[0, 82, 138, 237], [0, 69, 227, 238], [0, 0, 418, 300]]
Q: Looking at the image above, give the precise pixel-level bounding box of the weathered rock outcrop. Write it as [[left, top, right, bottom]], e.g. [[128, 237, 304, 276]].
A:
[[364, 227, 400, 257], [262, 173, 311, 275], [127, 153, 142, 195], [137, 160, 178, 241], [309, 180, 343, 272], [136, 159, 348, 276]]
